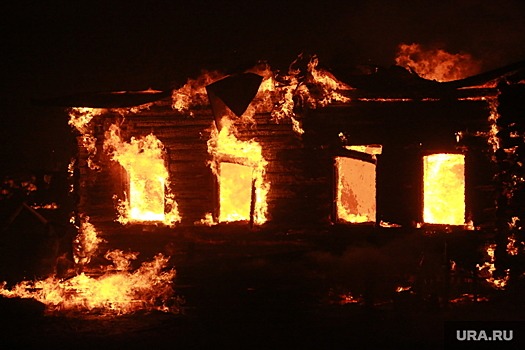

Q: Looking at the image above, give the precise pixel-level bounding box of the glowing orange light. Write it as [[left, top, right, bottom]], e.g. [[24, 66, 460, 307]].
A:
[[423, 153, 465, 225], [335, 156, 377, 223], [104, 124, 180, 226], [395, 43, 481, 82], [207, 117, 269, 225]]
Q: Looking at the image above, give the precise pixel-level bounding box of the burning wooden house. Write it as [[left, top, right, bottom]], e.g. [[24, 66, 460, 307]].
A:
[[2, 49, 524, 318], [51, 54, 524, 234]]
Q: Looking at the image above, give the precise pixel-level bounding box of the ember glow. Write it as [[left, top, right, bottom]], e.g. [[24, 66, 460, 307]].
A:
[[477, 243, 510, 290], [423, 153, 465, 225], [104, 124, 180, 226], [0, 216, 179, 315], [395, 43, 482, 82], [208, 117, 269, 225]]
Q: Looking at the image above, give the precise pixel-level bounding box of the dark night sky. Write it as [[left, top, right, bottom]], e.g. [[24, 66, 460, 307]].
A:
[[1, 0, 525, 174]]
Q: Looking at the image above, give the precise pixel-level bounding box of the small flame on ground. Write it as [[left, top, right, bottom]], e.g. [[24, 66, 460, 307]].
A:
[[395, 286, 412, 293], [0, 251, 178, 316], [337, 292, 363, 305], [195, 212, 215, 226], [31, 203, 59, 210], [449, 294, 490, 304], [0, 216, 180, 316]]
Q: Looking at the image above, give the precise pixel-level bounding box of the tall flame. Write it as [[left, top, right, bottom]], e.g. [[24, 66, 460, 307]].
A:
[[207, 117, 269, 224], [73, 215, 105, 266], [68, 107, 104, 170], [395, 43, 481, 82], [104, 124, 180, 226]]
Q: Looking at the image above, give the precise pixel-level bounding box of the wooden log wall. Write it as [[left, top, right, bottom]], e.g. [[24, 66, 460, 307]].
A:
[[76, 94, 507, 230], [76, 96, 333, 228], [112, 99, 215, 226]]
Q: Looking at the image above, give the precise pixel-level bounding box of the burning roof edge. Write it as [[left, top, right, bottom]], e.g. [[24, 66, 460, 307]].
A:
[[32, 89, 172, 108], [334, 60, 525, 100], [32, 60, 525, 109]]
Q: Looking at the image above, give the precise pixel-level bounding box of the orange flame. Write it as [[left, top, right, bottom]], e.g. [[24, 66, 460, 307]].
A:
[[68, 107, 104, 170], [0, 251, 178, 316], [476, 243, 509, 290], [335, 156, 376, 223], [104, 124, 181, 226], [207, 117, 269, 224], [0, 211, 179, 316], [306, 55, 352, 107], [73, 215, 106, 266], [171, 71, 225, 115], [395, 43, 482, 82]]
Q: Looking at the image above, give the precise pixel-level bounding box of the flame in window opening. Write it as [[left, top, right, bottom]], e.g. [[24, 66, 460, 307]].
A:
[[335, 156, 377, 223], [104, 124, 180, 226], [207, 117, 269, 225], [395, 43, 482, 82], [423, 154, 465, 225]]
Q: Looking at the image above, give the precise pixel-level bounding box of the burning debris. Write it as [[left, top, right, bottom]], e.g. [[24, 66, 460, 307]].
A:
[[0, 251, 178, 316], [0, 216, 180, 316], [476, 243, 510, 290]]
